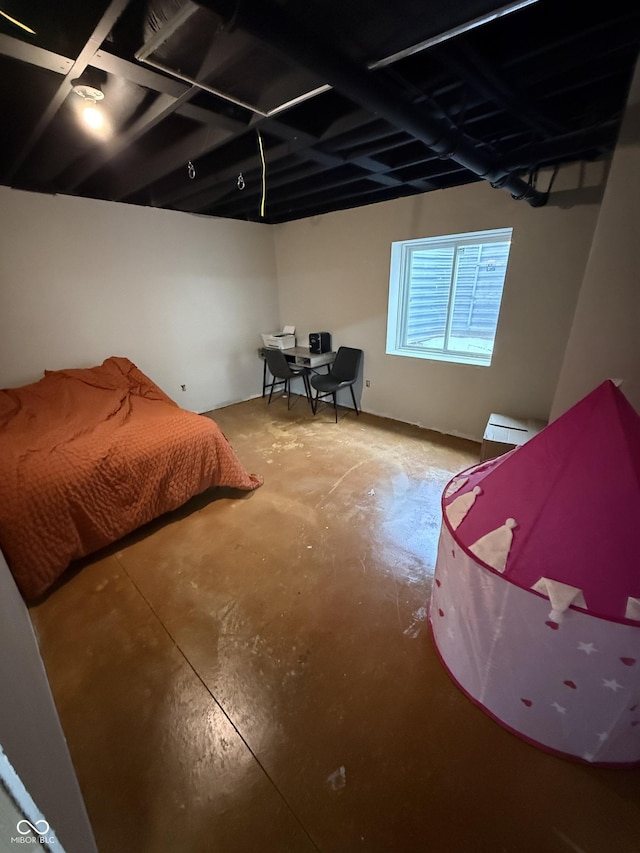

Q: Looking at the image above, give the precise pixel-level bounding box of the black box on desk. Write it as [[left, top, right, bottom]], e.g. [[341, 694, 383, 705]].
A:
[[309, 332, 331, 353]]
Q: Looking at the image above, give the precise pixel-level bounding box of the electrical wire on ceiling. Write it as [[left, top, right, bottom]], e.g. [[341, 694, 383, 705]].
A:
[[257, 130, 266, 218], [0, 8, 35, 33]]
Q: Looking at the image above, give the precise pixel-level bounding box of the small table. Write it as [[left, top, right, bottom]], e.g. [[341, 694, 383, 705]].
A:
[[259, 347, 336, 397]]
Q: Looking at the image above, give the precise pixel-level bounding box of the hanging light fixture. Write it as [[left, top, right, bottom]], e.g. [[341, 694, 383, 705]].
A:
[[71, 82, 105, 130]]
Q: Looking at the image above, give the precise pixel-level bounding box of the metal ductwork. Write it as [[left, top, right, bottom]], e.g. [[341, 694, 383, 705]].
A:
[[195, 0, 549, 207]]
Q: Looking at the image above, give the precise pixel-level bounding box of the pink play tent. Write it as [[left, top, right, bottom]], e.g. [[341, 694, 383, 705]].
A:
[[429, 380, 640, 766]]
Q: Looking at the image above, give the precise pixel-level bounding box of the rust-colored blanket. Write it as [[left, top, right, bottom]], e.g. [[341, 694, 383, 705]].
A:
[[0, 357, 262, 599]]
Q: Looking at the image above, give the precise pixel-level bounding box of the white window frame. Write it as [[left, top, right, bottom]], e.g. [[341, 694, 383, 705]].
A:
[[386, 227, 513, 367]]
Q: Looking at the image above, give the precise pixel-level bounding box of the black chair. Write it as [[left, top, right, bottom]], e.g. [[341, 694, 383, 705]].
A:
[[310, 346, 363, 422], [263, 348, 311, 410]]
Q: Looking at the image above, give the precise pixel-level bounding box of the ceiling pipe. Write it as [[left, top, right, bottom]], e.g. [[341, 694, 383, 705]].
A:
[[196, 0, 548, 207]]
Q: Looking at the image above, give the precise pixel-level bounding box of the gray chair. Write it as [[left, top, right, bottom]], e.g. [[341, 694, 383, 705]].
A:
[[263, 348, 311, 410], [310, 346, 363, 422]]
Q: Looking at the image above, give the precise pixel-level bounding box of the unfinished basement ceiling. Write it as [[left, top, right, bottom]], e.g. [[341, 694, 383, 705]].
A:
[[1, 0, 639, 223]]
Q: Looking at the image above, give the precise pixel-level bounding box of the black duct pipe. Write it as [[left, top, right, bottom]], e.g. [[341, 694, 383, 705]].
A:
[[197, 0, 549, 207]]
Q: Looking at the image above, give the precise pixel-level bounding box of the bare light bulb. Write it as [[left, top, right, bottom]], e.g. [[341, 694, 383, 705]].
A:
[[72, 84, 105, 131], [83, 99, 103, 129]]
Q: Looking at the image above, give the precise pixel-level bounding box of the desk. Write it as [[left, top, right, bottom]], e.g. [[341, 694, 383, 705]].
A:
[[259, 347, 336, 397]]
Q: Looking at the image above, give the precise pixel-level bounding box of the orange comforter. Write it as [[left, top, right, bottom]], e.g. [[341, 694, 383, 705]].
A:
[[0, 357, 262, 600]]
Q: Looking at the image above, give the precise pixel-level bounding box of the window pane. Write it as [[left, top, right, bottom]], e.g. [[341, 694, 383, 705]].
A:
[[405, 247, 454, 347], [387, 227, 512, 367], [448, 242, 510, 360]]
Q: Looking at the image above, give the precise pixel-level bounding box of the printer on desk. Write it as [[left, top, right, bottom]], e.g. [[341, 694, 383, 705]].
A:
[[309, 332, 331, 354], [261, 325, 296, 350]]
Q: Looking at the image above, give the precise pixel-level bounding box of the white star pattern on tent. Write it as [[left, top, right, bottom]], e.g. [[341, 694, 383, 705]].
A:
[[431, 494, 640, 765]]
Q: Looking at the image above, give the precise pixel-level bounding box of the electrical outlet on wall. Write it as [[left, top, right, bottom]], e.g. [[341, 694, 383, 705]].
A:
[[181, 384, 186, 392], [365, 380, 371, 387]]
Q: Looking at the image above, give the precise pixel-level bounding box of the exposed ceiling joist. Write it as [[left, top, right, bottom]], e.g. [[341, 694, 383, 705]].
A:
[[0, 32, 72, 74], [0, 0, 636, 223], [197, 0, 550, 206], [3, 0, 131, 182], [64, 87, 199, 191]]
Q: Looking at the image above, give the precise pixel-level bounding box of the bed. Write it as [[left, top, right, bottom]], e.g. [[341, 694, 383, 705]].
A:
[[0, 356, 262, 600]]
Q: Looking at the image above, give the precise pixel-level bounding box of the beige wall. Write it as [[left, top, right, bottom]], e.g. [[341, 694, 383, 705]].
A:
[[0, 156, 618, 440], [274, 167, 602, 440], [551, 61, 640, 418], [0, 187, 279, 413]]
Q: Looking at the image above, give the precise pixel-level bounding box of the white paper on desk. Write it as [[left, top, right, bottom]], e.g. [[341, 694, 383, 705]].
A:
[[282, 325, 295, 335]]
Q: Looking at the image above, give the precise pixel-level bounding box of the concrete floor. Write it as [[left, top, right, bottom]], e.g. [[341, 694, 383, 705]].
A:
[[29, 396, 640, 853]]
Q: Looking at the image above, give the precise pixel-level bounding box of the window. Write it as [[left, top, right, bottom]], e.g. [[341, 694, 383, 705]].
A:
[[386, 227, 513, 367]]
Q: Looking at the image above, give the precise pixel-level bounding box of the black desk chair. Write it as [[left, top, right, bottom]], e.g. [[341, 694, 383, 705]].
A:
[[263, 348, 311, 410], [310, 346, 363, 422]]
